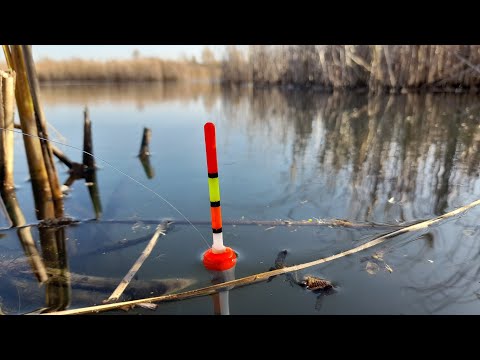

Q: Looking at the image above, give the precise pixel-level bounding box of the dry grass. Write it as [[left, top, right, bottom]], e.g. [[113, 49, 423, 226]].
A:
[[2, 58, 220, 83]]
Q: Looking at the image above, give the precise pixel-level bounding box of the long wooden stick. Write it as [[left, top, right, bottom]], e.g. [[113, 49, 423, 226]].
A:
[[9, 45, 55, 220], [45, 198, 480, 315], [21, 45, 64, 218], [0, 70, 15, 191], [104, 223, 168, 303]]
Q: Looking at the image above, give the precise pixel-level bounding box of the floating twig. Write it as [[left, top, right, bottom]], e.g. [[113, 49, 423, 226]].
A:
[[104, 222, 168, 303], [2, 217, 401, 232], [92, 218, 402, 230]]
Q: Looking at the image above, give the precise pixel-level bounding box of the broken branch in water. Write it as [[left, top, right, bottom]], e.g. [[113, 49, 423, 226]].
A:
[[104, 222, 168, 303], [45, 198, 480, 315], [138, 127, 151, 158], [3, 217, 400, 234], [138, 127, 155, 179], [92, 218, 401, 230]]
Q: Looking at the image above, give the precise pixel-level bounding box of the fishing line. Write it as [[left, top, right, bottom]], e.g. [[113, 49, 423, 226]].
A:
[[0, 127, 211, 249]]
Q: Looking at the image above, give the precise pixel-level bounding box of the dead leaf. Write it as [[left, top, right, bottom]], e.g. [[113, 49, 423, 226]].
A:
[[119, 305, 133, 312], [365, 261, 380, 275], [372, 250, 384, 261], [137, 302, 158, 310], [463, 229, 475, 236]]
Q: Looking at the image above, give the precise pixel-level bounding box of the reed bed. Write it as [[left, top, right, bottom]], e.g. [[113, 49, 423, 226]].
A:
[[221, 45, 480, 92], [34, 58, 219, 83], [2, 46, 479, 92]]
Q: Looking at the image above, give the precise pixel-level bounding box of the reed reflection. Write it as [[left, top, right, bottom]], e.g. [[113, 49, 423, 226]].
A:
[[220, 87, 480, 224]]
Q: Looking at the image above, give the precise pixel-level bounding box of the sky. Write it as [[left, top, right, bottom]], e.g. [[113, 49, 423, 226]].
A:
[[32, 45, 227, 61]]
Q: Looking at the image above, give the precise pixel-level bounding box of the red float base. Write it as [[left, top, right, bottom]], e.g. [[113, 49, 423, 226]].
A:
[[202, 247, 237, 271]]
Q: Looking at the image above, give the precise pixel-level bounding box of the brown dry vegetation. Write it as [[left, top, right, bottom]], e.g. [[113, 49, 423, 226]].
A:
[[2, 45, 480, 92], [221, 45, 480, 93], [1, 58, 221, 83]]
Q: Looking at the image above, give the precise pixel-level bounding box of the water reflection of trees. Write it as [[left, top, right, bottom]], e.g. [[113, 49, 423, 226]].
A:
[[379, 216, 480, 314], [21, 85, 480, 313], [220, 88, 480, 313], [40, 82, 222, 112], [220, 88, 480, 224]]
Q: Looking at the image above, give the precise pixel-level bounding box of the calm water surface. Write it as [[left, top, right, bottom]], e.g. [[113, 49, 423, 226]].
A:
[[1, 82, 480, 314]]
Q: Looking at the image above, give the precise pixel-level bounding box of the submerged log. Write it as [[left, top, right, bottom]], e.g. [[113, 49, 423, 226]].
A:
[[0, 255, 196, 309], [6, 275, 196, 314]]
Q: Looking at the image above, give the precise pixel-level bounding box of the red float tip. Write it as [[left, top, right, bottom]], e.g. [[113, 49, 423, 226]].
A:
[[203, 247, 237, 271], [204, 122, 218, 174]]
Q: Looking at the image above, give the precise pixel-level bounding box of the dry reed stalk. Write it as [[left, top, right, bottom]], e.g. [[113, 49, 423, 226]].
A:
[[15, 123, 86, 177], [5, 46, 71, 305], [40, 227, 71, 312], [8, 45, 55, 220], [0, 70, 15, 190], [45, 198, 480, 315], [105, 223, 168, 303], [0, 69, 48, 283], [21, 45, 64, 218], [383, 45, 396, 89]]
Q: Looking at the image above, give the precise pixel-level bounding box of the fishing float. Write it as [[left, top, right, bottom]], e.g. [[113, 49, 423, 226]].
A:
[[202, 121, 237, 315], [202, 121, 237, 270]]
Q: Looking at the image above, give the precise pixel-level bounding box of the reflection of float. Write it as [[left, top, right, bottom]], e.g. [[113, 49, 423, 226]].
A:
[[209, 268, 235, 315], [202, 122, 237, 315]]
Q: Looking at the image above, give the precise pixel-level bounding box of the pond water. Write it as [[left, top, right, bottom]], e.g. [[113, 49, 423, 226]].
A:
[[1, 82, 480, 314]]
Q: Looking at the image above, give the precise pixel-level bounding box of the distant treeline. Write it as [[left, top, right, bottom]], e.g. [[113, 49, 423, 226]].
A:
[[221, 45, 480, 93], [21, 58, 220, 83]]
